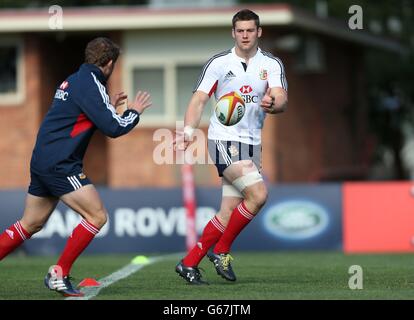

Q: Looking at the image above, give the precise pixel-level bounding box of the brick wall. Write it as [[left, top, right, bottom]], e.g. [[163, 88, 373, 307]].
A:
[[0, 36, 41, 189], [275, 39, 370, 182]]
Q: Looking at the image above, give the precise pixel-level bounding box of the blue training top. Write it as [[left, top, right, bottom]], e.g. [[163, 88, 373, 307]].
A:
[[30, 63, 140, 176]]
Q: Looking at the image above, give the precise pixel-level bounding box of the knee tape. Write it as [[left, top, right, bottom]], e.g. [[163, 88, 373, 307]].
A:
[[232, 171, 263, 193], [222, 184, 244, 198]]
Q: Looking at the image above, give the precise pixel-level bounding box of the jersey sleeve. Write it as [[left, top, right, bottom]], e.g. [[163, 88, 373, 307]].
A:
[[76, 73, 140, 138], [268, 57, 288, 91], [192, 57, 220, 97]]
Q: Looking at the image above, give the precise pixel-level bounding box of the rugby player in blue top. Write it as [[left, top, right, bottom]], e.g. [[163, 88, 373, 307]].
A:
[[0, 37, 152, 297]]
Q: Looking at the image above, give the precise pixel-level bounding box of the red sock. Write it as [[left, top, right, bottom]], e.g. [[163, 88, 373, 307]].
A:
[[183, 216, 225, 267], [0, 221, 31, 260], [57, 219, 100, 276], [214, 201, 254, 254]]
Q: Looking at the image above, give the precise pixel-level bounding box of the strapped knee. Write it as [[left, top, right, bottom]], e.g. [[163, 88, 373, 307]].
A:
[[222, 184, 243, 198], [222, 178, 243, 198], [232, 171, 263, 193]]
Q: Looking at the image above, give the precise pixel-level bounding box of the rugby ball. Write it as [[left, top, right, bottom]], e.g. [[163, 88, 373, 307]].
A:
[[214, 91, 245, 126]]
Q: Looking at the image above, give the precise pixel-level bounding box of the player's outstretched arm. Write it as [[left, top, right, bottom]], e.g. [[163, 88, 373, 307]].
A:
[[78, 80, 151, 138], [173, 90, 209, 151], [184, 91, 210, 130]]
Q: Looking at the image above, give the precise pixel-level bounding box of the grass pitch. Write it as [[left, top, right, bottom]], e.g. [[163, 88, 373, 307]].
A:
[[0, 252, 413, 300]]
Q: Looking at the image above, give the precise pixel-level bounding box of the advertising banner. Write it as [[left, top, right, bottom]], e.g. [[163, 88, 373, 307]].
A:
[[234, 184, 343, 251], [0, 184, 343, 255]]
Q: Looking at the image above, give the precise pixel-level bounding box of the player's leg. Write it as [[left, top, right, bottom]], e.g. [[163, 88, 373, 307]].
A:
[[215, 178, 244, 226], [176, 182, 242, 285], [205, 180, 244, 281], [180, 186, 240, 265], [208, 164, 266, 282], [43, 174, 106, 297], [209, 142, 267, 281], [56, 184, 107, 278], [214, 159, 267, 255], [0, 194, 58, 260], [176, 139, 244, 284]]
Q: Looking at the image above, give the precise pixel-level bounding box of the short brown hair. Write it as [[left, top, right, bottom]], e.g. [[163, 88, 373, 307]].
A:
[[232, 9, 260, 29], [85, 37, 120, 67]]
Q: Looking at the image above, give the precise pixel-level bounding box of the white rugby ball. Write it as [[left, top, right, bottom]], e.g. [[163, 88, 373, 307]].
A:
[[214, 91, 245, 126]]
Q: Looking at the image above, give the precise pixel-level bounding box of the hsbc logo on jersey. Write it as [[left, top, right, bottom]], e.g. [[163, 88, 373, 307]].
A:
[[55, 89, 68, 101], [240, 85, 252, 94], [55, 81, 69, 101], [60, 81, 69, 90], [239, 85, 259, 103]]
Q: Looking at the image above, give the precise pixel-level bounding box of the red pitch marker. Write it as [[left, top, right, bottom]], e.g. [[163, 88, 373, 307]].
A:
[[78, 278, 100, 287]]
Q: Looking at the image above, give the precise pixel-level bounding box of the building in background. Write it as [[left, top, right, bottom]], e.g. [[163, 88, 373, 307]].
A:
[[0, 4, 403, 188]]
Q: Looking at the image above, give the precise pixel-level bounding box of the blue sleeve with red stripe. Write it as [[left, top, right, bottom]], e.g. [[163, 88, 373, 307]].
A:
[[75, 72, 140, 138]]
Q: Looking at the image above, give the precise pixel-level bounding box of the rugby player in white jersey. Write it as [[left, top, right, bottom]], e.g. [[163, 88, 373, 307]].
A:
[[173, 9, 288, 284]]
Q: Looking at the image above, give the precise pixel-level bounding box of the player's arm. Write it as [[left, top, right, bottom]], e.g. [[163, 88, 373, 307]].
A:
[[174, 56, 219, 150], [77, 77, 151, 138], [173, 90, 210, 151], [184, 90, 210, 137], [261, 56, 288, 114], [260, 87, 288, 114]]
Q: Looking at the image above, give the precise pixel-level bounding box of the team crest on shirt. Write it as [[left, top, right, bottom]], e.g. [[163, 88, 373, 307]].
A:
[[78, 173, 87, 180], [228, 145, 239, 157], [260, 69, 268, 80]]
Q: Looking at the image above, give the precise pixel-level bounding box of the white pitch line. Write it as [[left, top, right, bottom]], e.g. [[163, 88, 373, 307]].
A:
[[65, 253, 183, 300]]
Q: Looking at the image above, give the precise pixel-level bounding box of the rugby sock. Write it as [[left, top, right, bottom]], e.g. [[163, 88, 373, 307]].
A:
[[0, 221, 31, 260], [183, 216, 225, 267], [57, 219, 100, 276], [213, 201, 254, 254]]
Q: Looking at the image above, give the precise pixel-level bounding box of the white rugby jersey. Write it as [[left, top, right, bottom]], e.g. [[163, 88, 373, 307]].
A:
[[194, 47, 287, 145]]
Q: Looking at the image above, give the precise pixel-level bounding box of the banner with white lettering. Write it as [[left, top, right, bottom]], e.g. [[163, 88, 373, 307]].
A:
[[0, 185, 342, 255]]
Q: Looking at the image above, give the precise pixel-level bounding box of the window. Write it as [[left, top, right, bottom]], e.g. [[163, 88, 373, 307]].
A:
[[294, 35, 326, 73], [124, 28, 231, 126], [0, 46, 17, 93], [132, 68, 165, 117], [176, 65, 213, 122], [129, 63, 213, 125], [0, 38, 24, 105]]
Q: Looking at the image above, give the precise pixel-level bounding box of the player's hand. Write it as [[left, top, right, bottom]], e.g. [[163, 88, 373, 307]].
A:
[[111, 91, 128, 109], [173, 130, 190, 151], [129, 91, 152, 114], [260, 88, 275, 113]]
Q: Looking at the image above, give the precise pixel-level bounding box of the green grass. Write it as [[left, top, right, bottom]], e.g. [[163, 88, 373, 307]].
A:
[[1, 252, 414, 300]]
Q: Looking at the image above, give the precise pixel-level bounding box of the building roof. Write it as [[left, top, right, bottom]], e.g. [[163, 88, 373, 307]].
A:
[[0, 4, 403, 53]]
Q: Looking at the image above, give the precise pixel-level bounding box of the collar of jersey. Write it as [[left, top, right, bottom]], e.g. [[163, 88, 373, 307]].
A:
[[81, 63, 107, 85], [231, 47, 261, 64]]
